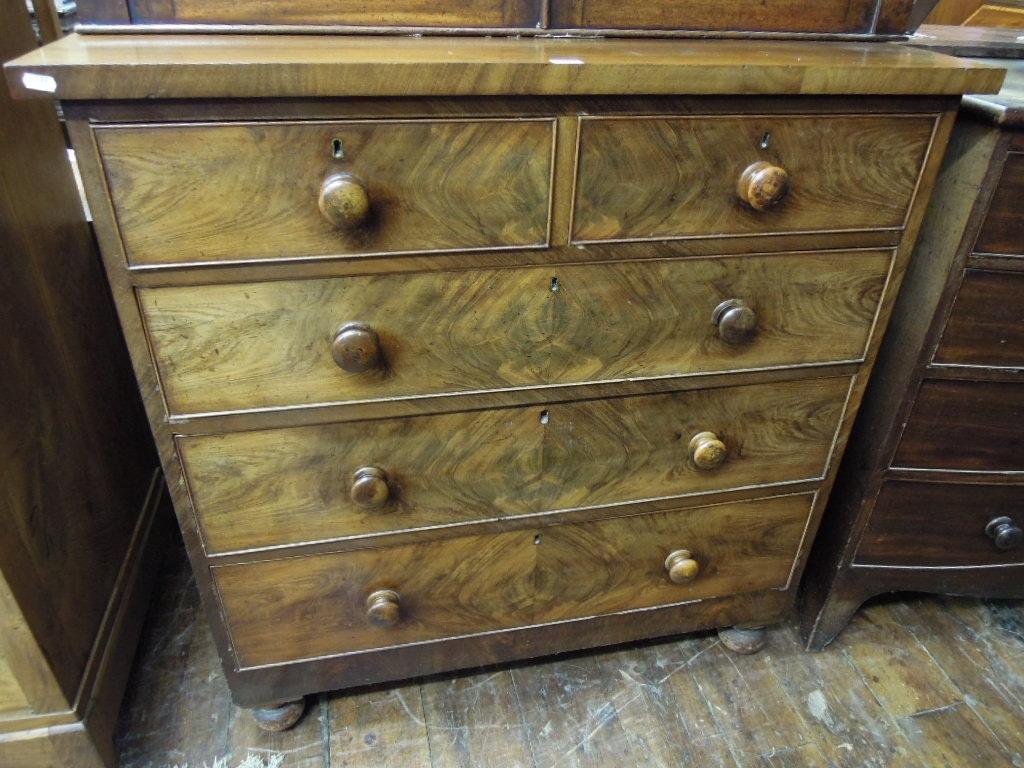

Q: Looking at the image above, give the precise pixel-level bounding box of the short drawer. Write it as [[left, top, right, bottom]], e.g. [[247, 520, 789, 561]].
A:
[[571, 114, 935, 243], [181, 376, 849, 553], [893, 380, 1024, 472], [975, 152, 1024, 257], [141, 250, 890, 416], [855, 481, 1024, 568], [96, 118, 554, 266], [934, 268, 1024, 369], [214, 493, 812, 666]]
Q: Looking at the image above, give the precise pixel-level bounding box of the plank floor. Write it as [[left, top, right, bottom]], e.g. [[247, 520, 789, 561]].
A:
[[116, 537, 1024, 768]]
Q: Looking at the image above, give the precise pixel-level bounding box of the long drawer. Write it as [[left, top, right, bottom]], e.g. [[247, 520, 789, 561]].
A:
[[213, 493, 812, 667], [975, 151, 1024, 257], [855, 481, 1024, 568], [933, 268, 1024, 369], [893, 379, 1024, 472], [141, 251, 890, 416], [181, 376, 849, 553], [96, 118, 555, 266], [571, 114, 936, 243]]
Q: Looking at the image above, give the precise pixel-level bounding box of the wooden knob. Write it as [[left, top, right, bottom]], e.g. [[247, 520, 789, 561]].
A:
[[331, 322, 381, 373], [689, 431, 727, 470], [986, 516, 1023, 550], [351, 467, 390, 509], [737, 161, 790, 211], [665, 549, 700, 584], [712, 299, 758, 345], [319, 173, 371, 229], [366, 589, 401, 627]]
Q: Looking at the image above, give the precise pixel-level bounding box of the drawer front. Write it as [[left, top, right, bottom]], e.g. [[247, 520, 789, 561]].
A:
[[975, 152, 1024, 257], [141, 251, 890, 416], [551, 0, 880, 33], [96, 119, 554, 266], [856, 481, 1024, 568], [571, 114, 935, 243], [893, 380, 1024, 472], [181, 376, 849, 553], [214, 493, 811, 666], [129, 0, 541, 26], [934, 269, 1024, 369]]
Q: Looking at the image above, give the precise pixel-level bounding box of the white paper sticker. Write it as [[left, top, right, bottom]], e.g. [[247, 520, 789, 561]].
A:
[[549, 57, 585, 65], [21, 72, 57, 93]]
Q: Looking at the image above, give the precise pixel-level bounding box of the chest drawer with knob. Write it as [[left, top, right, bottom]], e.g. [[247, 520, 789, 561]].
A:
[[179, 375, 851, 553], [140, 250, 890, 417], [212, 492, 812, 668]]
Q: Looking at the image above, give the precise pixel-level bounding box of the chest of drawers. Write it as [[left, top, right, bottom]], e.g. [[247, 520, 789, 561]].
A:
[[800, 58, 1024, 650], [4, 34, 1001, 729]]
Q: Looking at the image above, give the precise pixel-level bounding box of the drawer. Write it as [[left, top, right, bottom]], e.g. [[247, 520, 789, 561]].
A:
[[855, 481, 1024, 568], [893, 380, 1024, 472], [934, 269, 1024, 369], [128, 0, 541, 26], [181, 376, 849, 553], [571, 114, 935, 243], [213, 493, 811, 666], [551, 0, 883, 33], [96, 118, 554, 266], [141, 250, 890, 416], [975, 152, 1024, 257]]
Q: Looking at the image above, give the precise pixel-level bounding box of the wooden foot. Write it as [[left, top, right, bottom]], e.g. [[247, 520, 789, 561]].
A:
[[251, 698, 306, 732], [718, 626, 767, 655]]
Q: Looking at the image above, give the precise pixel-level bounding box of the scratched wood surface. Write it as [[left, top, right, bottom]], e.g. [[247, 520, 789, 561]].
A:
[[116, 537, 1024, 767]]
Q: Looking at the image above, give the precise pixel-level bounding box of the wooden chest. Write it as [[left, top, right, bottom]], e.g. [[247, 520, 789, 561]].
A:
[[76, 0, 940, 38], [4, 34, 1001, 728], [800, 57, 1024, 650]]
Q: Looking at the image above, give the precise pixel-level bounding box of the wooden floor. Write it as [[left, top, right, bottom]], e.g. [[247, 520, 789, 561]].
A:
[[116, 535, 1024, 768]]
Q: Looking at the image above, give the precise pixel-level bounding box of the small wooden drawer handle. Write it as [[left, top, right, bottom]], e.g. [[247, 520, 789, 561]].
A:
[[665, 549, 700, 584], [986, 516, 1023, 550], [713, 299, 758, 345], [332, 322, 382, 373], [689, 431, 727, 470], [737, 161, 790, 211], [351, 467, 390, 510], [366, 589, 401, 627], [319, 173, 371, 229]]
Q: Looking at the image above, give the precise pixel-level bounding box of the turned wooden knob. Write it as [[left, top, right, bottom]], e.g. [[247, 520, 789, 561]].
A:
[[331, 322, 381, 373], [351, 467, 390, 509], [319, 173, 371, 229], [713, 299, 758, 345], [366, 589, 401, 627], [689, 431, 727, 470], [665, 549, 700, 584], [737, 161, 790, 211], [986, 516, 1023, 550]]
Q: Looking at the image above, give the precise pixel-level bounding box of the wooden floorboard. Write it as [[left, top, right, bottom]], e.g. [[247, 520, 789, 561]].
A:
[[115, 537, 1024, 768]]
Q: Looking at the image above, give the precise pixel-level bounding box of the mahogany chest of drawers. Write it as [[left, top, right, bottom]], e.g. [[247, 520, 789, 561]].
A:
[[800, 59, 1024, 650], [4, 35, 1001, 729]]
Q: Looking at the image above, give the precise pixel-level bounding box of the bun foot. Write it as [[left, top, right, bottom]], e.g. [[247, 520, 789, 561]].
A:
[[718, 626, 767, 655], [251, 698, 306, 731]]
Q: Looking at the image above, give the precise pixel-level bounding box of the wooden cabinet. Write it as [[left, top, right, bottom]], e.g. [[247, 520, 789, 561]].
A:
[[4, 34, 1000, 730], [799, 58, 1024, 650], [0, 2, 165, 765]]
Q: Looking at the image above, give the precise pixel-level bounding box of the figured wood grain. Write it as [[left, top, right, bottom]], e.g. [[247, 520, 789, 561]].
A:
[[572, 114, 936, 242], [3, 36, 1006, 101], [141, 251, 890, 416], [893, 379, 1024, 471], [128, 0, 540, 26], [213, 494, 811, 666], [96, 118, 554, 266], [180, 376, 849, 553], [934, 268, 1024, 368], [975, 152, 1024, 256], [855, 480, 1024, 567], [550, 0, 878, 33]]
